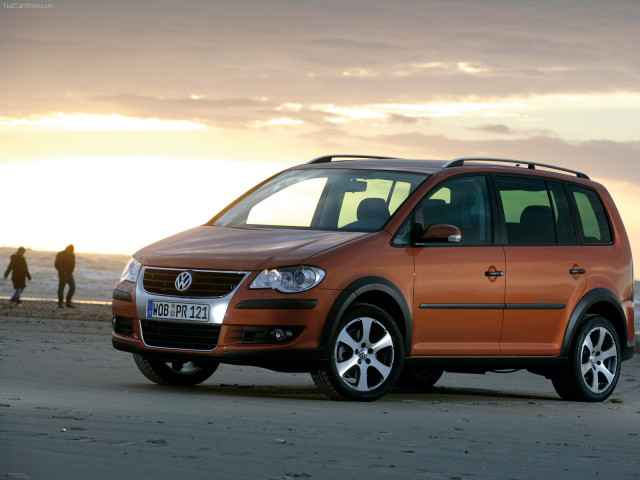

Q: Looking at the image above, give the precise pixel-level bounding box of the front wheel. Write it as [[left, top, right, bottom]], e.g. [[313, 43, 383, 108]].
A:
[[311, 303, 404, 401], [552, 315, 621, 402], [133, 354, 219, 386]]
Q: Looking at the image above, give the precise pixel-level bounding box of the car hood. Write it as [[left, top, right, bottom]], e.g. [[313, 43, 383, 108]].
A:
[[135, 225, 367, 271]]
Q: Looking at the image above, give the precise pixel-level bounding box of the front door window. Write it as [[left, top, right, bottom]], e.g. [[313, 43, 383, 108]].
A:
[[418, 176, 493, 244]]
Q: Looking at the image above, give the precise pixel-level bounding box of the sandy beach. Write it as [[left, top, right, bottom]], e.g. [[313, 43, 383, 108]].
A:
[[1, 249, 639, 479], [2, 302, 639, 479]]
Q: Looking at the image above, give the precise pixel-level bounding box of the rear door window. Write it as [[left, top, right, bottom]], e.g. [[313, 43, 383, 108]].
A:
[[496, 176, 557, 245], [547, 181, 577, 244]]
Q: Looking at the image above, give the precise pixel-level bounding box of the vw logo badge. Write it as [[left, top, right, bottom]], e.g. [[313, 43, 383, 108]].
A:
[[175, 271, 193, 292]]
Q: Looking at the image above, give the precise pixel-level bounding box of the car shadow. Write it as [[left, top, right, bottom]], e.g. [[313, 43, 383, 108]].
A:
[[391, 385, 560, 402], [122, 382, 561, 403]]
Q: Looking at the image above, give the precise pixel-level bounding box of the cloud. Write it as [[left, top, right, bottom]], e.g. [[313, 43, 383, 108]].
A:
[[2, 0, 640, 114], [89, 94, 279, 128], [472, 124, 516, 135], [351, 131, 640, 185]]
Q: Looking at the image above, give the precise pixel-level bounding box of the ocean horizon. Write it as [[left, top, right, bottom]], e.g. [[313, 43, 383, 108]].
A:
[[1, 247, 130, 303], [2, 247, 638, 324]]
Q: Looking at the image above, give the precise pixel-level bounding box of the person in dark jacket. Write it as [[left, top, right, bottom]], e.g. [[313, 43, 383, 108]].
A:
[[4, 246, 31, 305], [55, 244, 76, 308]]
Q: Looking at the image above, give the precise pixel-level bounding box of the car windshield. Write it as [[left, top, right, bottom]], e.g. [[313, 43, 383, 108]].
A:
[[211, 168, 428, 231]]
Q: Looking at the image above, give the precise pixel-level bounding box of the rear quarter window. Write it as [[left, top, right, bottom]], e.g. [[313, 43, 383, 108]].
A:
[[568, 185, 612, 244]]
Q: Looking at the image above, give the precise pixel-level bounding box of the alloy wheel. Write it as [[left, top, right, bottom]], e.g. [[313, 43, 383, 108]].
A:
[[333, 316, 395, 392]]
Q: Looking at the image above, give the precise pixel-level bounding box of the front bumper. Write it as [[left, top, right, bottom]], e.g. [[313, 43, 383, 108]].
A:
[[112, 271, 341, 369], [112, 335, 327, 372]]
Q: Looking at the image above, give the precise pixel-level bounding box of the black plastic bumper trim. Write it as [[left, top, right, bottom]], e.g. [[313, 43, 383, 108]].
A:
[[235, 299, 319, 310], [112, 289, 132, 302], [112, 337, 326, 372]]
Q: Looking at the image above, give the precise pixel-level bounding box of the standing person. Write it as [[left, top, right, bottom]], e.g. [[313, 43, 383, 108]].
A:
[[3, 247, 31, 305], [55, 244, 76, 308]]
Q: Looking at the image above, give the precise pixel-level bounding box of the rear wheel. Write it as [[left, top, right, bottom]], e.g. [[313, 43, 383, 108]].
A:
[[552, 315, 621, 402], [397, 365, 443, 389], [311, 303, 404, 401], [133, 354, 219, 386]]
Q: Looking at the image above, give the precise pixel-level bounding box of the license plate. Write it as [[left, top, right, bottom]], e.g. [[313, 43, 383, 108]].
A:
[[147, 301, 209, 321]]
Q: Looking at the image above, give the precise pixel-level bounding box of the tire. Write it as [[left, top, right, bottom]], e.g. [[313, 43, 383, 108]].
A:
[[397, 365, 443, 389], [311, 303, 404, 401], [133, 353, 219, 386], [552, 315, 621, 402]]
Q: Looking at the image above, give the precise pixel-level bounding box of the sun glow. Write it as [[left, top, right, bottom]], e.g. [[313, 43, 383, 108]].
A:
[[310, 92, 640, 125], [0, 113, 207, 132], [0, 157, 284, 255], [252, 117, 304, 127]]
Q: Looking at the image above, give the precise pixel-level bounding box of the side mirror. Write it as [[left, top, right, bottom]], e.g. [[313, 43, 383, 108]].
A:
[[422, 224, 462, 243]]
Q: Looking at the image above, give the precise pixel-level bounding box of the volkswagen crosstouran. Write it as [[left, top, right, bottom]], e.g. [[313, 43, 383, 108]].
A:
[[112, 155, 635, 401]]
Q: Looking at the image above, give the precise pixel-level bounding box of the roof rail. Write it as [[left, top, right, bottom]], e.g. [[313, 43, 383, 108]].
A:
[[307, 154, 398, 164], [443, 157, 590, 179]]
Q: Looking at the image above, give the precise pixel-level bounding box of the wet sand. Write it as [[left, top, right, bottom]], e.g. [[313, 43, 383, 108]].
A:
[[1, 305, 639, 480]]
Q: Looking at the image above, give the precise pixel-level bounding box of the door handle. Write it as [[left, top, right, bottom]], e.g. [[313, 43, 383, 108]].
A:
[[485, 271, 504, 277], [569, 268, 586, 275]]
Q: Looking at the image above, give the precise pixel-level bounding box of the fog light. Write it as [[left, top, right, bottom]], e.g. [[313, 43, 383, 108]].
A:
[[270, 328, 288, 343], [111, 316, 117, 330]]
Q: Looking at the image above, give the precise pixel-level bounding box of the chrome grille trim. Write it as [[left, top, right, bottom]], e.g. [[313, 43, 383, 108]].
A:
[[135, 267, 250, 325], [142, 267, 247, 298]]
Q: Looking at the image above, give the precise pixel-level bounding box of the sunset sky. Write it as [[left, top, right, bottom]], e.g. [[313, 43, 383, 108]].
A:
[[1, 0, 639, 277]]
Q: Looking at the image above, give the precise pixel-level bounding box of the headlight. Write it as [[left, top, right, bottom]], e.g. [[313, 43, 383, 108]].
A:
[[119, 257, 141, 283], [250, 266, 325, 293]]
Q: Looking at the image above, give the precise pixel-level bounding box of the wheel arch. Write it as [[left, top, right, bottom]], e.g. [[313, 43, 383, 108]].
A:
[[321, 276, 412, 354], [560, 288, 629, 358]]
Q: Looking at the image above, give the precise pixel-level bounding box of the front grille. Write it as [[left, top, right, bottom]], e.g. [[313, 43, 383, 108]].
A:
[[140, 320, 221, 350], [142, 268, 246, 298]]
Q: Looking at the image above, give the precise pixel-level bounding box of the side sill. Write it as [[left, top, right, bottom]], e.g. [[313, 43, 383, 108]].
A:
[[404, 356, 568, 373]]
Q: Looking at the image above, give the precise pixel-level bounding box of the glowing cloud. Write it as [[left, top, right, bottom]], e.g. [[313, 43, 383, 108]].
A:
[[312, 101, 525, 121], [0, 113, 207, 132], [252, 118, 305, 127]]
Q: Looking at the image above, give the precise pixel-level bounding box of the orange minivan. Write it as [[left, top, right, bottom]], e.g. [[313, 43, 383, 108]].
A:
[[112, 156, 635, 401]]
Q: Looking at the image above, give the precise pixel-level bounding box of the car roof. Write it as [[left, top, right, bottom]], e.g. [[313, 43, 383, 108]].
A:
[[297, 155, 590, 180]]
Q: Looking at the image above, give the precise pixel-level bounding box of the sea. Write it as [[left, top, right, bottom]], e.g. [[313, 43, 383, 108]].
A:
[[1, 247, 130, 304], [1, 247, 639, 321]]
